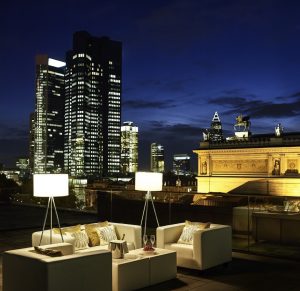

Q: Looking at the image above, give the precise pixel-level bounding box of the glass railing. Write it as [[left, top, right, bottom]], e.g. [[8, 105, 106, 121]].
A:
[[2, 185, 300, 260]]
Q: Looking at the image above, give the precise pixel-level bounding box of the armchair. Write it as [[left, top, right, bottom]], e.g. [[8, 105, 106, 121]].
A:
[[156, 223, 232, 270]]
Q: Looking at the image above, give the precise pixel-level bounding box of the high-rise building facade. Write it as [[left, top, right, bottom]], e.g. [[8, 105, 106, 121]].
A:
[[173, 154, 191, 176], [150, 143, 164, 172], [33, 55, 65, 173], [209, 111, 223, 142], [203, 112, 223, 142], [64, 31, 122, 177], [121, 121, 138, 173], [29, 112, 35, 173]]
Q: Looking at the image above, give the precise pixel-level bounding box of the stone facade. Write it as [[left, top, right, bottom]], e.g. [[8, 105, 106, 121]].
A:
[[193, 139, 300, 196]]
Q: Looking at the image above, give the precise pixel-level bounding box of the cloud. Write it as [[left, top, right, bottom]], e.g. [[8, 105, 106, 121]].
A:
[[0, 122, 28, 140], [208, 92, 300, 118], [123, 99, 178, 109]]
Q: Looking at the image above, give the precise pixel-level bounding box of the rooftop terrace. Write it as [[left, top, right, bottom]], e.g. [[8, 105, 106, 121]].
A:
[[1, 203, 300, 290]]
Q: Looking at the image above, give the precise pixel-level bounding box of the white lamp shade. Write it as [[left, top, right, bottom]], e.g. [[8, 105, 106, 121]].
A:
[[33, 174, 69, 197], [135, 172, 163, 191]]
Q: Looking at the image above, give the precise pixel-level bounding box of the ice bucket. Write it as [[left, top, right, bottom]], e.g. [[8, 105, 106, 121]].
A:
[[109, 240, 128, 259]]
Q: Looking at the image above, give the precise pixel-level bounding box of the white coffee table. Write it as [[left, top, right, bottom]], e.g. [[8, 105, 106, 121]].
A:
[[112, 248, 176, 291]]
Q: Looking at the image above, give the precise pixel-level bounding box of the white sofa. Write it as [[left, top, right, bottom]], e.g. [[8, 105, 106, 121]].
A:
[[3, 243, 112, 291], [157, 223, 232, 270], [32, 222, 142, 251]]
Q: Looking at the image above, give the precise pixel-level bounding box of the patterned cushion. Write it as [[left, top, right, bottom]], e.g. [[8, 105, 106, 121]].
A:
[[53, 224, 81, 235], [96, 225, 118, 246], [84, 221, 109, 246], [185, 220, 211, 229], [66, 231, 89, 250], [177, 221, 210, 245]]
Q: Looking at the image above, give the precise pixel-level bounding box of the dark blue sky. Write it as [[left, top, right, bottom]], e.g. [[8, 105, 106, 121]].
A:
[[1, 0, 300, 170]]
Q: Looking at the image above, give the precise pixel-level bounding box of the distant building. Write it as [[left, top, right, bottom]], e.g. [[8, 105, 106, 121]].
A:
[[29, 113, 34, 173], [195, 117, 300, 196], [121, 121, 138, 173], [151, 143, 164, 172], [173, 154, 191, 176], [33, 55, 65, 173], [16, 157, 30, 179], [64, 31, 122, 177], [203, 112, 223, 142]]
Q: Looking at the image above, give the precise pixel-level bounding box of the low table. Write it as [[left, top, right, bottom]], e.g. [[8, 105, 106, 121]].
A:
[[112, 248, 176, 291]]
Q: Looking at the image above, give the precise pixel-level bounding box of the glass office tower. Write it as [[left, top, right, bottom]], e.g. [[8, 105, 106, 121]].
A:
[[33, 55, 65, 173], [173, 154, 191, 176], [121, 121, 138, 173], [150, 143, 165, 172], [64, 31, 122, 177]]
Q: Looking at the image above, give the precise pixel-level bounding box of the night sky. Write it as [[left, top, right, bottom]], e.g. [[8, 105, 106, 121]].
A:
[[1, 0, 300, 171]]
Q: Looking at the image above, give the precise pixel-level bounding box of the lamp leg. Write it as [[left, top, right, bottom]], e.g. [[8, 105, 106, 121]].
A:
[[140, 196, 147, 226], [39, 197, 51, 246], [149, 191, 160, 227], [50, 197, 53, 244], [144, 195, 149, 239], [52, 197, 64, 242]]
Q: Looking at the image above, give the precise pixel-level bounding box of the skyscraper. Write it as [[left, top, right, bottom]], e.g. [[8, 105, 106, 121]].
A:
[[173, 154, 191, 176], [64, 31, 122, 177], [151, 143, 164, 172], [207, 111, 223, 142], [33, 55, 65, 173], [121, 121, 138, 174]]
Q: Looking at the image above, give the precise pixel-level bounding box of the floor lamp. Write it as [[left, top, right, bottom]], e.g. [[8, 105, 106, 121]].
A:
[[135, 172, 163, 238], [33, 174, 69, 245]]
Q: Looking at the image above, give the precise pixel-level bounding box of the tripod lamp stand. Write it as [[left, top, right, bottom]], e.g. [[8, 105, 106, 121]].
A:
[[135, 171, 163, 238], [33, 174, 69, 245]]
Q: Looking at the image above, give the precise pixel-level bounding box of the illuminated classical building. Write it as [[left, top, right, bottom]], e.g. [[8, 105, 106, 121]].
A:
[[151, 143, 164, 172], [173, 154, 191, 176], [33, 55, 65, 173], [121, 121, 138, 173], [64, 31, 122, 177], [194, 116, 300, 196]]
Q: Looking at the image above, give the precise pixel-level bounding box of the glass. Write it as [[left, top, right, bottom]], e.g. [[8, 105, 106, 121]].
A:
[[150, 235, 155, 248], [143, 234, 148, 247]]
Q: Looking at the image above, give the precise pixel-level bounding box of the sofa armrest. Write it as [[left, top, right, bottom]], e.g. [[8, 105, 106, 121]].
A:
[[111, 222, 142, 249], [193, 225, 232, 270], [3, 248, 112, 291], [156, 223, 185, 248]]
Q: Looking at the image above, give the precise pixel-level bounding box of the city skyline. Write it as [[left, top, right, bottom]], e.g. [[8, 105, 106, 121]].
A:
[[2, 1, 300, 170]]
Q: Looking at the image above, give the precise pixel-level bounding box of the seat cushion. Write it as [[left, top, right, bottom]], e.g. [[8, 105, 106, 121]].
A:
[[164, 243, 193, 259]]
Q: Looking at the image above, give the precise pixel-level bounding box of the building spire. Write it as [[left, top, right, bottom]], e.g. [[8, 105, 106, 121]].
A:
[[212, 111, 221, 122]]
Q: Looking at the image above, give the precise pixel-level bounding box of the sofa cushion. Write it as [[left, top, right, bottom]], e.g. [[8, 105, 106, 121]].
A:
[[96, 225, 118, 246], [164, 243, 193, 259], [84, 221, 109, 246], [66, 231, 89, 250], [177, 221, 210, 244], [53, 224, 81, 235]]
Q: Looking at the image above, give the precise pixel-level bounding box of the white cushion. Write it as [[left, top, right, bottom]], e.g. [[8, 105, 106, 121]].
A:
[[96, 225, 118, 245], [177, 221, 210, 244], [66, 231, 89, 250]]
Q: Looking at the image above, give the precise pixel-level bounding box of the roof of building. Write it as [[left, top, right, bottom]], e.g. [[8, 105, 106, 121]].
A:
[[197, 131, 300, 150]]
